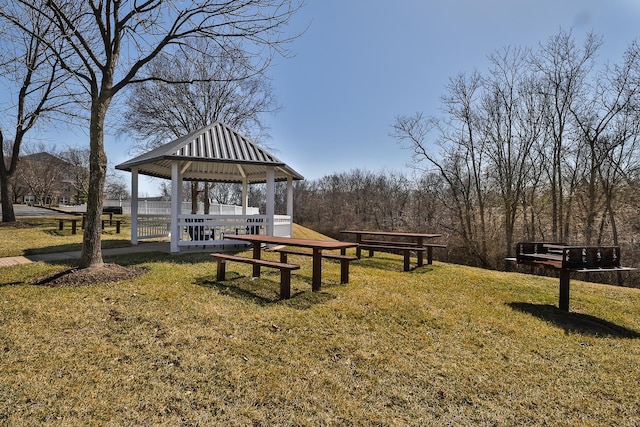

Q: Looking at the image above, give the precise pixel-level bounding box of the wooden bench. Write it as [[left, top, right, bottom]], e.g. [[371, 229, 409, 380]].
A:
[[210, 253, 300, 299], [360, 239, 446, 265], [270, 248, 357, 284], [358, 244, 427, 271], [361, 239, 418, 247]]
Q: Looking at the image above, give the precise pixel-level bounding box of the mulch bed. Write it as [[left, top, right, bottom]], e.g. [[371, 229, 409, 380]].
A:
[[31, 264, 148, 287], [0, 221, 32, 228]]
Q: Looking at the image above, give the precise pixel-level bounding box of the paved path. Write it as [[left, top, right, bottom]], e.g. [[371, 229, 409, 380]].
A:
[[0, 241, 237, 268], [0, 242, 172, 268], [0, 256, 33, 267], [1, 205, 75, 218]]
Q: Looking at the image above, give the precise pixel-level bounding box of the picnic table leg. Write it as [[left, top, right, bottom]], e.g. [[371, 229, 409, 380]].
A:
[[355, 234, 362, 259], [71, 219, 77, 235], [403, 250, 411, 271], [216, 258, 226, 281], [340, 259, 349, 284], [427, 246, 433, 265], [59, 220, 64, 231], [417, 237, 424, 266], [280, 270, 291, 299], [559, 270, 570, 312], [312, 248, 322, 292], [252, 243, 262, 277]]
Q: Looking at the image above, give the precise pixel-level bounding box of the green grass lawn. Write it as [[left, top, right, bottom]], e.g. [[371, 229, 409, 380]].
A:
[[0, 216, 133, 257], [1, 221, 640, 425]]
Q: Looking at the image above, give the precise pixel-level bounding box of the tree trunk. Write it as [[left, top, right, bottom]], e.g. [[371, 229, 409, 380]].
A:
[[204, 182, 210, 214], [0, 171, 16, 223], [79, 99, 109, 268], [0, 132, 17, 223], [191, 182, 199, 214]]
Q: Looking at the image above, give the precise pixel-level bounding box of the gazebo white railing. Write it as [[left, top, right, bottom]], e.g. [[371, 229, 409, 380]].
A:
[[137, 214, 171, 239], [177, 214, 292, 245], [135, 214, 292, 244]]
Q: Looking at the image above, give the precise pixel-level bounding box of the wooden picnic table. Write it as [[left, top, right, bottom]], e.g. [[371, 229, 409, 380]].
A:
[[57, 217, 81, 234], [224, 235, 358, 292], [340, 230, 443, 268]]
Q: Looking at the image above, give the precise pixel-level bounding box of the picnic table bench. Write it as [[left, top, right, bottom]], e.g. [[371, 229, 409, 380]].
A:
[[270, 248, 357, 284], [58, 216, 122, 234], [210, 253, 300, 299], [357, 243, 427, 272], [509, 241, 636, 311], [341, 230, 445, 271]]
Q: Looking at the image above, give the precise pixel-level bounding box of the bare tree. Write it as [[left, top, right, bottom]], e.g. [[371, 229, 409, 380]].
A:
[[530, 29, 601, 241], [210, 183, 242, 205], [570, 40, 640, 244], [1, 0, 302, 268], [123, 39, 279, 151], [480, 46, 542, 256], [59, 147, 90, 204], [122, 38, 280, 214], [105, 174, 130, 200], [393, 72, 492, 267], [14, 150, 67, 206], [0, 3, 70, 221]]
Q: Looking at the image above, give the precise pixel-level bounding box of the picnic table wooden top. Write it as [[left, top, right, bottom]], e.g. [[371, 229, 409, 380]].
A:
[[341, 230, 441, 239], [226, 234, 358, 250]]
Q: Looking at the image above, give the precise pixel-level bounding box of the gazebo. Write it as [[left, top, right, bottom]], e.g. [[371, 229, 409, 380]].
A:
[[115, 122, 304, 253]]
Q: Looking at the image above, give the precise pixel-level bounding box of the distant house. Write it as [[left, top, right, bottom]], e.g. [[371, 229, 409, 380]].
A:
[[13, 152, 78, 206]]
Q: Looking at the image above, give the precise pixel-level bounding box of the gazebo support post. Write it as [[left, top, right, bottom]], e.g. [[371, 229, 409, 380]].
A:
[[242, 178, 248, 215], [266, 167, 275, 236], [170, 162, 182, 253], [286, 176, 294, 237], [131, 167, 139, 245]]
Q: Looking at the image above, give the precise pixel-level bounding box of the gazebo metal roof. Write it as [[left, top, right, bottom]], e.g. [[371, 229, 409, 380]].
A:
[[115, 121, 304, 183]]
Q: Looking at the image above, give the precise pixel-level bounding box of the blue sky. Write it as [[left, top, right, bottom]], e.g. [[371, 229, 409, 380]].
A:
[[264, 0, 640, 183], [25, 0, 640, 195]]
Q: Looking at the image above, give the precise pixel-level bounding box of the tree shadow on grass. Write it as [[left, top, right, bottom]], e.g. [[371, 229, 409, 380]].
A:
[[24, 238, 135, 256], [104, 251, 211, 266], [508, 302, 640, 338], [195, 272, 336, 309], [0, 281, 22, 288]]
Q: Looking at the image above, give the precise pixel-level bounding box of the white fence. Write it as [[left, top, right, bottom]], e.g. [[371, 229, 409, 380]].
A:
[[62, 200, 259, 216]]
